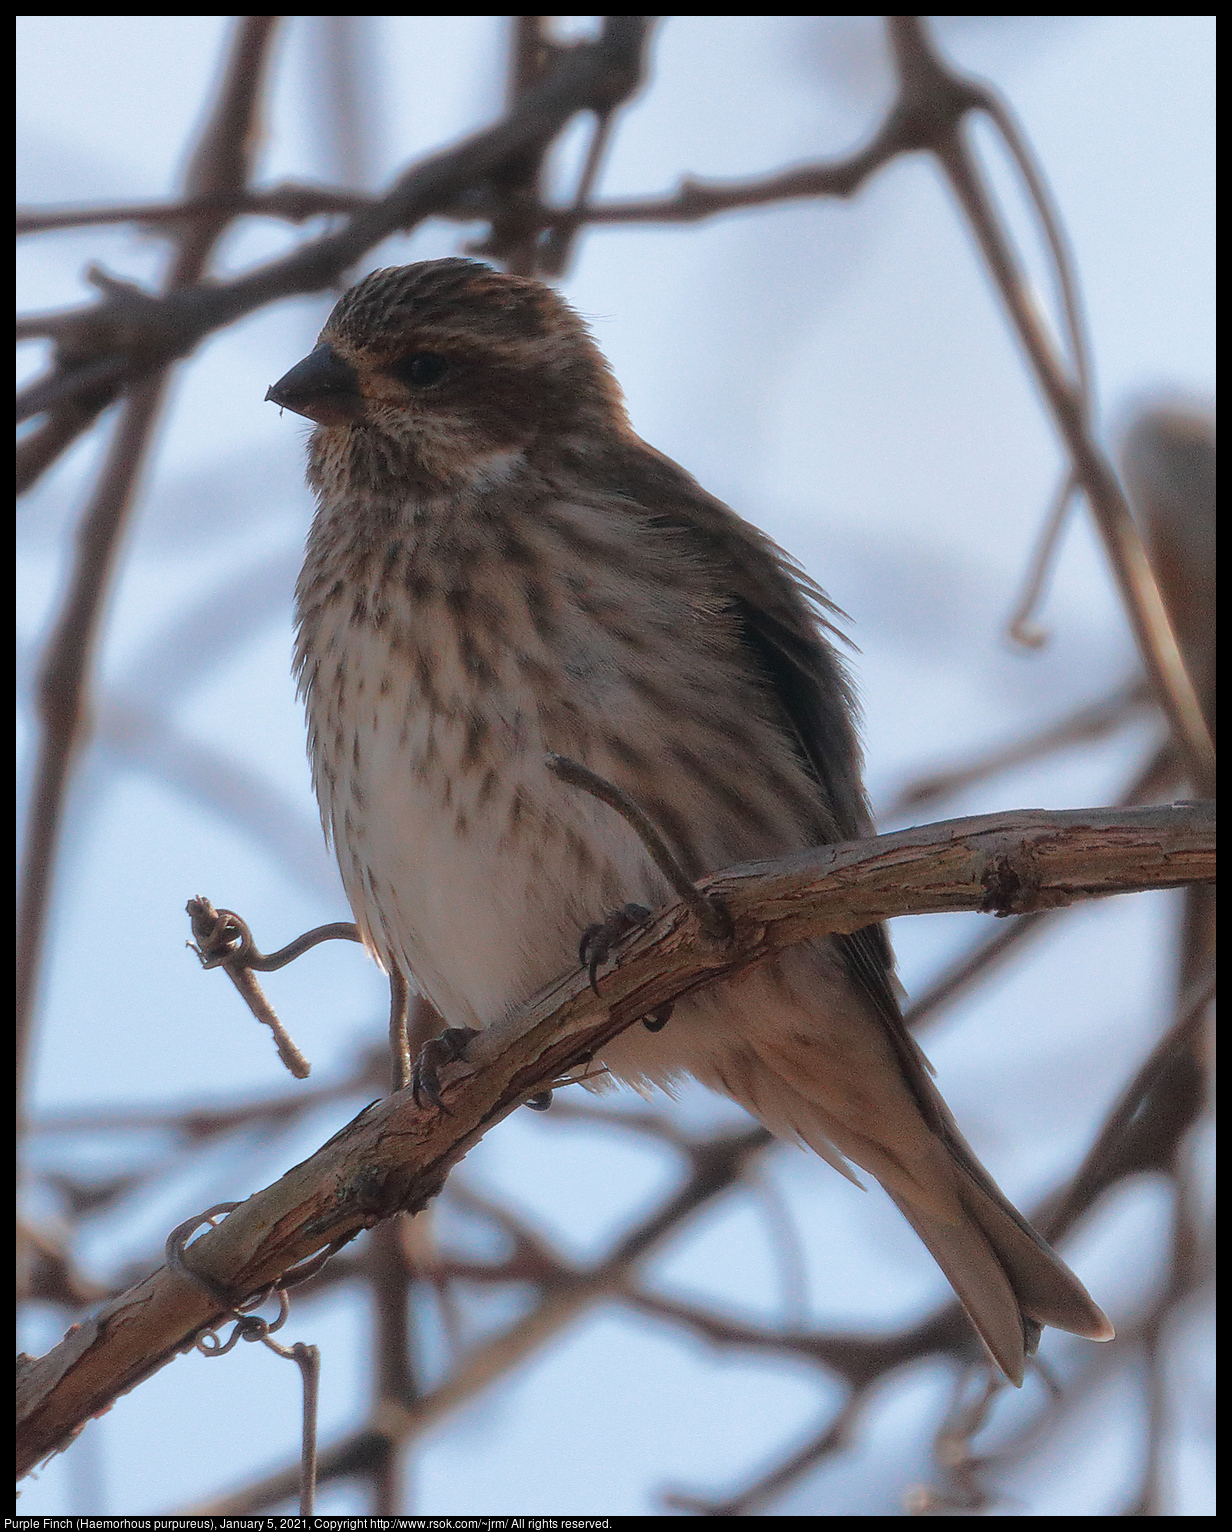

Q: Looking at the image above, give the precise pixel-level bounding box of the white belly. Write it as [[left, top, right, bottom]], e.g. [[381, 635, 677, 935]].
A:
[[306, 603, 667, 1031]]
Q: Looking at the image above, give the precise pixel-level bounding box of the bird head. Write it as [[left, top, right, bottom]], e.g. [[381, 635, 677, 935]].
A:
[[267, 259, 628, 495]]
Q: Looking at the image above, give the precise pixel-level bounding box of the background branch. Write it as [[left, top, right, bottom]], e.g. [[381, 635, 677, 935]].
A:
[[17, 15, 1214, 1516]]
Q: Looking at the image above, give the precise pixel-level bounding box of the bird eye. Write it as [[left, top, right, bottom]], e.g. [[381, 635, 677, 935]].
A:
[[393, 352, 450, 388]]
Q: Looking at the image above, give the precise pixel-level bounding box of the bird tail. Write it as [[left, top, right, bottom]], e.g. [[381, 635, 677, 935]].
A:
[[885, 1137, 1114, 1384], [688, 961, 1113, 1385]]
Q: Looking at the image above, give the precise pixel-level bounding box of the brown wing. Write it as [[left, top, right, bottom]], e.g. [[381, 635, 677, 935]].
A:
[[603, 436, 912, 1053]]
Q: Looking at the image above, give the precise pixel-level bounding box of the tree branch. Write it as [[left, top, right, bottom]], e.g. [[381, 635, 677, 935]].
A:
[[16, 16, 280, 1122], [15, 19, 652, 437], [15, 802, 1214, 1477], [885, 15, 1215, 792]]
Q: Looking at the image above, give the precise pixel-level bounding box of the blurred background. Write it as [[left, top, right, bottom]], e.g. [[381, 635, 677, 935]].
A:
[[17, 15, 1214, 1516]]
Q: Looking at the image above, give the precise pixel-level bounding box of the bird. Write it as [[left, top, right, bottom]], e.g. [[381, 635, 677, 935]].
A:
[[267, 257, 1113, 1384]]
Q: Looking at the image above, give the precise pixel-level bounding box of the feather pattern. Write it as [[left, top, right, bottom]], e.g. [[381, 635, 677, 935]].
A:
[[277, 259, 1114, 1384]]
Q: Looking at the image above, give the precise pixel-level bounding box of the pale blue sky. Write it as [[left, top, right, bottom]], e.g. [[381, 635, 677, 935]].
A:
[[18, 16, 1214, 1516]]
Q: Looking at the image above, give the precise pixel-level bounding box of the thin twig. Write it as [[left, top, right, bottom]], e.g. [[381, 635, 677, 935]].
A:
[[470, 17, 562, 275], [16, 183, 372, 235], [1006, 470, 1080, 648], [16, 804, 1216, 1478], [537, 80, 623, 276], [885, 17, 1215, 792], [189, 1126, 771, 1513], [16, 19, 1214, 1515], [17, 379, 167, 1117], [187, 902, 362, 973], [388, 969, 411, 1094], [545, 752, 732, 939], [16, 16, 281, 1122], [887, 680, 1151, 817], [903, 911, 1058, 1034], [167, 1204, 322, 1514], [1040, 961, 1216, 1246], [292, 1344, 321, 1515], [186, 897, 316, 1080], [15, 19, 652, 446]]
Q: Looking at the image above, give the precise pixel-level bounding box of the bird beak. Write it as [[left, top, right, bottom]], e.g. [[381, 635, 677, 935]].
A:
[[266, 344, 364, 426]]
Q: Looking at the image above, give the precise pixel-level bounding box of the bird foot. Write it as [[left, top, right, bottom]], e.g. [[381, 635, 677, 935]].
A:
[[578, 902, 653, 994], [643, 1003, 673, 1033], [411, 1025, 479, 1111]]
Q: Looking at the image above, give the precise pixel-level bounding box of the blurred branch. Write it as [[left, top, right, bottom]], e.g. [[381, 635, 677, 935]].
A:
[[28, 1049, 386, 1139], [15, 19, 652, 453], [19, 18, 1212, 806], [1005, 471, 1081, 649], [308, 16, 381, 197], [887, 679, 1152, 818], [474, 17, 561, 275], [1041, 961, 1215, 1246], [902, 910, 1055, 1033], [192, 1122, 770, 1513], [17, 377, 167, 1117], [648, 1289, 975, 1515], [15, 17, 1215, 1516], [16, 183, 372, 235], [1120, 405, 1216, 740], [654, 941, 1213, 1517], [16, 15, 280, 1123], [884, 17, 1214, 792], [16, 802, 1215, 1476]]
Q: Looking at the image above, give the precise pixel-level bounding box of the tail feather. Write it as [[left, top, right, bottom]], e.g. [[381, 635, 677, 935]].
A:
[[947, 1149, 1115, 1342], [888, 1191, 1031, 1384], [890, 1151, 1113, 1384], [707, 1019, 1112, 1386]]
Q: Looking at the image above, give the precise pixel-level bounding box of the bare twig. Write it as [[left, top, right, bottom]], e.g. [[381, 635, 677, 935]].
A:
[[471, 17, 563, 275], [903, 910, 1055, 1033], [190, 1124, 771, 1513], [15, 19, 652, 443], [187, 901, 361, 973], [1006, 471, 1080, 648], [546, 752, 732, 939], [887, 680, 1151, 817], [16, 18, 1214, 1516], [387, 970, 411, 1095], [17, 16, 281, 1121], [884, 17, 1215, 792], [16, 182, 372, 235], [168, 1205, 322, 1515], [28, 1051, 385, 1138], [186, 897, 335, 1080], [1040, 961, 1215, 1246], [18, 380, 167, 1115]]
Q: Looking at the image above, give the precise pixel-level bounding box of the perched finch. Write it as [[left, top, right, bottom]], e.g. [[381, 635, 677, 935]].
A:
[[269, 258, 1112, 1383]]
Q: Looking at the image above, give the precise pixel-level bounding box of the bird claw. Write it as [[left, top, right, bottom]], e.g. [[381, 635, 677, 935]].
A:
[[411, 1025, 479, 1111], [643, 1003, 673, 1033], [578, 902, 653, 994]]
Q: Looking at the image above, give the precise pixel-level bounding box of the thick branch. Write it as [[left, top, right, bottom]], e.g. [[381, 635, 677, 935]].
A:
[[195, 1125, 771, 1513], [15, 803, 1213, 1477]]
